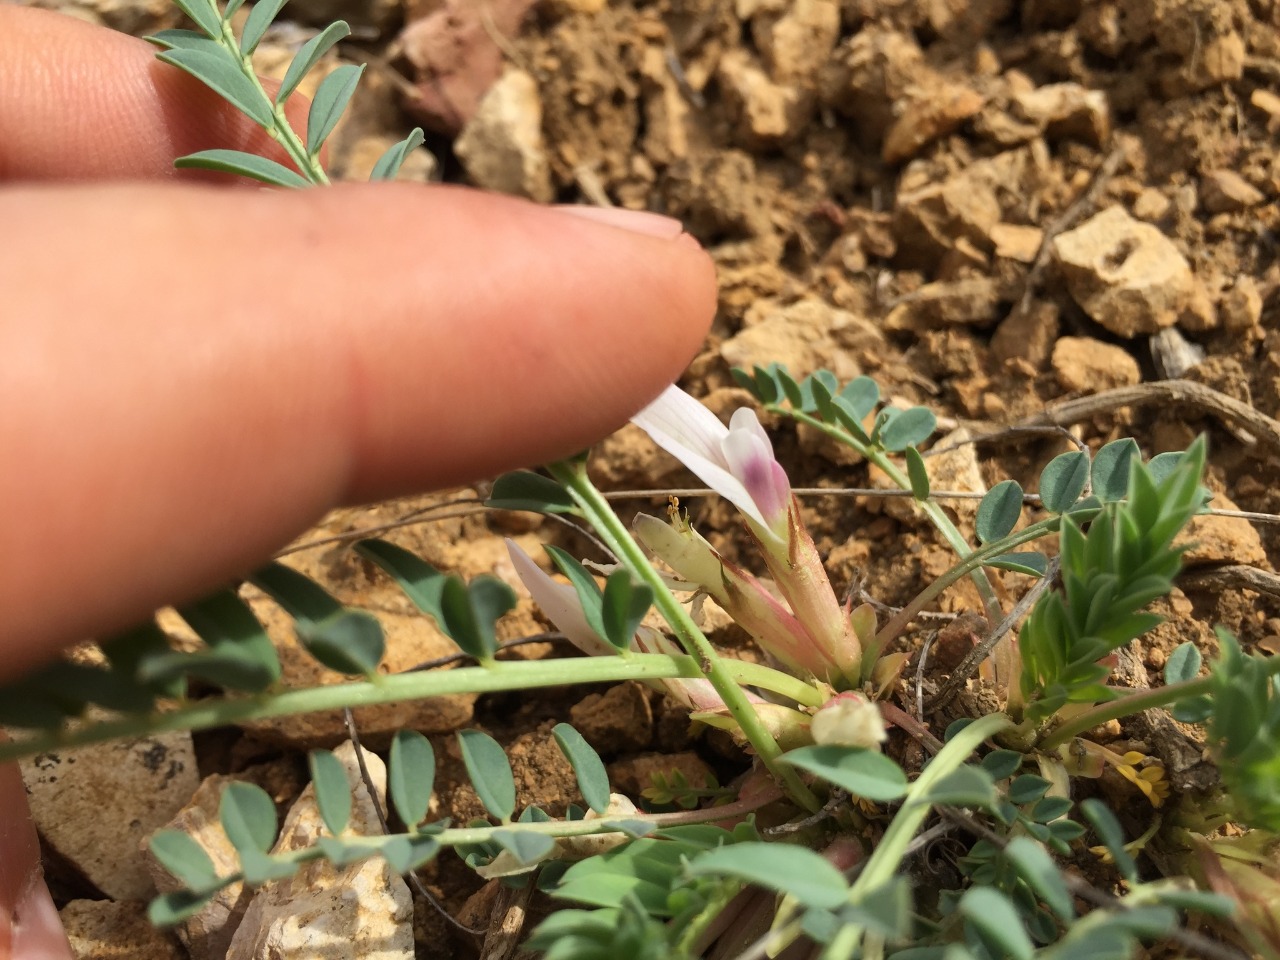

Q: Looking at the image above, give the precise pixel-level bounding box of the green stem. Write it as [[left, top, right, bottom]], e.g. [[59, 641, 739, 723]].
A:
[[820, 714, 1013, 960], [0, 654, 705, 764], [550, 460, 821, 812], [213, 6, 330, 184], [778, 408, 1002, 627], [1039, 653, 1280, 750]]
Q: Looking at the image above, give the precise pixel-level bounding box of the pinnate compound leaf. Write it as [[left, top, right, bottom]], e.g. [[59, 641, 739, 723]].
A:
[[689, 842, 849, 909], [977, 479, 1023, 543], [1164, 641, 1201, 684], [381, 835, 441, 874], [369, 127, 426, 181], [175, 148, 311, 187], [1039, 450, 1090, 513], [220, 781, 278, 854], [276, 20, 350, 105], [1004, 836, 1074, 920], [879, 406, 936, 451], [1091, 438, 1140, 502], [170, 0, 222, 38], [148, 889, 216, 927], [306, 62, 364, 155], [493, 829, 557, 866], [296, 609, 385, 676], [157, 49, 273, 127], [780, 746, 908, 801], [600, 572, 652, 651], [354, 538, 447, 623], [1080, 798, 1136, 880], [486, 471, 576, 514], [308, 749, 352, 836], [905, 446, 930, 500], [224, 0, 247, 16], [389, 730, 435, 829], [959, 887, 1034, 960], [239, 0, 289, 55], [553, 723, 610, 814], [985, 552, 1048, 576], [458, 729, 516, 821], [149, 830, 218, 890]]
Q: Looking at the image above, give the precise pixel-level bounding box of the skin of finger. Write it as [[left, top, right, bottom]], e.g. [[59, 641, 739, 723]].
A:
[[0, 5, 310, 181], [0, 181, 716, 683], [0, 754, 72, 960]]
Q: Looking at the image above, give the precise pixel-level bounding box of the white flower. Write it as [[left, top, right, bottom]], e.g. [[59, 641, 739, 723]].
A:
[[631, 385, 791, 545]]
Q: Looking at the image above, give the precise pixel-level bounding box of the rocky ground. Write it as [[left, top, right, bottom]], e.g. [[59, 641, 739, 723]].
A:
[[18, 0, 1280, 956]]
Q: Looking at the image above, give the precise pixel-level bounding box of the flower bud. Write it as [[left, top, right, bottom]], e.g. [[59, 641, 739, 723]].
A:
[[810, 692, 887, 750]]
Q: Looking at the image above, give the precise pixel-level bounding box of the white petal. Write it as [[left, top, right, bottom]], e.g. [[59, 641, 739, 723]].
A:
[[504, 539, 615, 657], [728, 407, 775, 454], [632, 386, 771, 530], [632, 384, 732, 464]]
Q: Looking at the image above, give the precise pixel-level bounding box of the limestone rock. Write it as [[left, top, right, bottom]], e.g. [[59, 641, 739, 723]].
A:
[[720, 297, 866, 382], [751, 0, 840, 84], [455, 68, 553, 202], [22, 730, 200, 900], [1052, 206, 1196, 337], [883, 85, 984, 164], [884, 279, 1002, 331], [894, 169, 1001, 267], [990, 223, 1043, 263], [227, 743, 413, 960], [1178, 492, 1267, 569], [1200, 170, 1265, 214], [398, 0, 538, 134], [1051, 337, 1141, 392], [1220, 277, 1263, 334], [991, 302, 1060, 368], [570, 683, 654, 754], [60, 899, 184, 960], [1013, 82, 1110, 147], [717, 49, 812, 148]]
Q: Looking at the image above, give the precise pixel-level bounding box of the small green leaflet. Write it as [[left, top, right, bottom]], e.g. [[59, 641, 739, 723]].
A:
[[276, 21, 351, 105], [905, 446, 930, 500], [149, 830, 218, 890], [458, 729, 516, 821], [486, 471, 577, 514], [174, 150, 311, 188], [369, 128, 426, 181], [553, 723, 610, 814], [308, 749, 352, 836], [170, 0, 222, 39], [959, 887, 1034, 960], [295, 609, 385, 676], [219, 781, 278, 854], [976, 480, 1023, 544], [240, 0, 289, 55], [389, 730, 436, 829], [688, 842, 849, 910], [354, 539, 447, 624], [1038, 450, 1090, 513], [157, 48, 274, 127], [306, 63, 365, 156], [780, 746, 908, 801]]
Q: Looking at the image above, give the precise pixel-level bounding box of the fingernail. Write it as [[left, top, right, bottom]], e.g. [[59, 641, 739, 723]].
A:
[[554, 204, 686, 240]]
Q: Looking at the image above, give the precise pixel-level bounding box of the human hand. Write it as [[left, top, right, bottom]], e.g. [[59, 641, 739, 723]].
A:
[[0, 7, 716, 955]]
